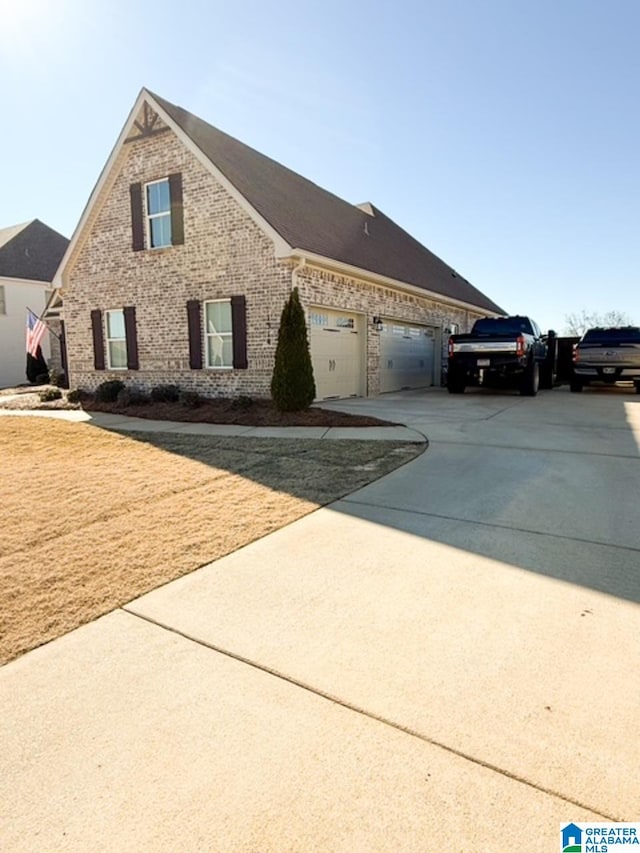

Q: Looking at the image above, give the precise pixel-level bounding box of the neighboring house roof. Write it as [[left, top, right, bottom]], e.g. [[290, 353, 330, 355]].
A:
[[150, 91, 505, 315], [0, 219, 69, 282]]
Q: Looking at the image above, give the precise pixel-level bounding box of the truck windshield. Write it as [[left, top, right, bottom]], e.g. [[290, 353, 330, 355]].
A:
[[582, 328, 640, 344], [471, 317, 533, 336]]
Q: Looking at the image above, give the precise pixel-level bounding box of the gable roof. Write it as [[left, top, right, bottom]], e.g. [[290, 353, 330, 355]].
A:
[[0, 219, 69, 283], [150, 91, 505, 315]]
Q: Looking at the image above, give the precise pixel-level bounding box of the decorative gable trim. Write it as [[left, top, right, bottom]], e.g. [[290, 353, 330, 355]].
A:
[[125, 102, 171, 143]]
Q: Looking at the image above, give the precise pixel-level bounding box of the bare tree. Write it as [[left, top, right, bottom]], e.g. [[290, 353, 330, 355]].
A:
[[563, 309, 634, 336]]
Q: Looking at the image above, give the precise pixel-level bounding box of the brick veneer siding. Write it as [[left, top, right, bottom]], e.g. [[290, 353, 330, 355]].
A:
[[64, 115, 292, 397], [295, 265, 483, 395], [63, 105, 486, 398]]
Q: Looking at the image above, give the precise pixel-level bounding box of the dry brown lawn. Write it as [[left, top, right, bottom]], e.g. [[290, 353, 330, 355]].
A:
[[1, 416, 423, 665]]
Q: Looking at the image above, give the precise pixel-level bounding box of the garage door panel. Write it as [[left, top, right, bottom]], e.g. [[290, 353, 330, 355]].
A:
[[380, 323, 436, 393], [310, 309, 363, 400]]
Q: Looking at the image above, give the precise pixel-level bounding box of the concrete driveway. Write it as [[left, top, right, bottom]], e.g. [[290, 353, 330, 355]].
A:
[[2, 386, 638, 851]]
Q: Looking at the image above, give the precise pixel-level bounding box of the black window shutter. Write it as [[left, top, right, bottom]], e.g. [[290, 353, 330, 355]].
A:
[[91, 309, 105, 370], [124, 306, 139, 370], [169, 173, 184, 245], [187, 300, 202, 369], [231, 295, 248, 369], [130, 183, 144, 251]]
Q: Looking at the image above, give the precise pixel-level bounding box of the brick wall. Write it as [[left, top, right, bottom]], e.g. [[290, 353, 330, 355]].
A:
[[64, 112, 291, 397], [296, 265, 482, 395], [64, 104, 486, 398]]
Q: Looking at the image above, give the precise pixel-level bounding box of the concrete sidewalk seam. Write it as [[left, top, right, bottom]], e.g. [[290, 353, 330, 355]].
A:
[[120, 605, 620, 821], [340, 498, 640, 555], [431, 438, 640, 460]]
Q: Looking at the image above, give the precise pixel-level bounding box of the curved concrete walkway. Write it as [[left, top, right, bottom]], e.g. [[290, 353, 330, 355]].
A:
[[0, 407, 426, 442]]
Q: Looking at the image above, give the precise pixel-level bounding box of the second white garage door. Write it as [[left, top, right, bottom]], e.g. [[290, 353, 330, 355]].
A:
[[380, 322, 436, 392], [309, 308, 364, 400]]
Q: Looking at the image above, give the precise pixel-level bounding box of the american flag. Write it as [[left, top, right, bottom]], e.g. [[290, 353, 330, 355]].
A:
[[26, 309, 47, 357]]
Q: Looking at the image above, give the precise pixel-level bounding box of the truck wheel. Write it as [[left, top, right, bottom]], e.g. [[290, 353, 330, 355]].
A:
[[520, 361, 539, 396], [539, 364, 554, 390], [569, 380, 583, 393], [447, 372, 466, 394]]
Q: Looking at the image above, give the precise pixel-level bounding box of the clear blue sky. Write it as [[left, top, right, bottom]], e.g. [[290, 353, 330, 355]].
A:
[[1, 0, 638, 333]]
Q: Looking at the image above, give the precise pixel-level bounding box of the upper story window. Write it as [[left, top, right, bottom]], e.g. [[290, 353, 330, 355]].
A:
[[146, 179, 172, 248], [205, 300, 233, 368], [106, 309, 127, 369], [0, 285, 5, 315], [130, 173, 184, 252]]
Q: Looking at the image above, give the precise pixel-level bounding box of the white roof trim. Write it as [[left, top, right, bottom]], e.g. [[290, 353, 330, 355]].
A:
[[288, 249, 503, 317], [54, 89, 292, 287], [0, 275, 53, 288]]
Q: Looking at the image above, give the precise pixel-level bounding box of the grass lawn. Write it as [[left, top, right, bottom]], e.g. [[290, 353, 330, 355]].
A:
[[1, 416, 423, 665]]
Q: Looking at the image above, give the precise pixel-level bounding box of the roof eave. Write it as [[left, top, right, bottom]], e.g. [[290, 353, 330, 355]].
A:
[[287, 249, 505, 317], [0, 274, 55, 287]]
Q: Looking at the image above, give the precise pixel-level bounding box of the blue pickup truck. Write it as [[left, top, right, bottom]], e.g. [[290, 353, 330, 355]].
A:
[[447, 316, 554, 396]]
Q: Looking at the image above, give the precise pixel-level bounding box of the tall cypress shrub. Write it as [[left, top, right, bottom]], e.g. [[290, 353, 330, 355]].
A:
[[271, 287, 316, 411]]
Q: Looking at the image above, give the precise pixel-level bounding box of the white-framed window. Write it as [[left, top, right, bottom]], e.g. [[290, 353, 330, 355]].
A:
[[0, 285, 5, 315], [205, 300, 233, 368], [145, 178, 171, 248], [106, 309, 127, 369]]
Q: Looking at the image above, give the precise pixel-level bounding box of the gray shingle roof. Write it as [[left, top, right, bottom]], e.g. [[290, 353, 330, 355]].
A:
[[0, 219, 69, 282], [151, 91, 505, 315]]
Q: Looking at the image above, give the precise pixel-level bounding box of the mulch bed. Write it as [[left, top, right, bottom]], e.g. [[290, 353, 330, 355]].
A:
[[84, 397, 396, 427]]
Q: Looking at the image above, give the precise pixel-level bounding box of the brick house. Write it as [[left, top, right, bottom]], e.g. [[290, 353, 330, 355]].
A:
[[0, 220, 68, 388], [54, 89, 505, 400]]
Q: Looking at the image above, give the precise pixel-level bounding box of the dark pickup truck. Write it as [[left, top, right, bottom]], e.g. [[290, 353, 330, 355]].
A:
[[571, 326, 640, 393], [447, 315, 554, 396]]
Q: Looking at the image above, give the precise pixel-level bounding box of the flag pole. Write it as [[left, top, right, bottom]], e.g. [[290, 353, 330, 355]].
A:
[[26, 306, 61, 340]]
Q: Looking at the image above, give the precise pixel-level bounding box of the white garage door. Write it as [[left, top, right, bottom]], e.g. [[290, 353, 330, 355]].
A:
[[309, 308, 363, 400], [380, 322, 436, 392]]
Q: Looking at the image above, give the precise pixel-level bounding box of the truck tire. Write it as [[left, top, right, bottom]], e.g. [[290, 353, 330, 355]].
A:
[[520, 361, 539, 396], [634, 382, 640, 395], [570, 380, 583, 393], [539, 363, 554, 390], [447, 372, 466, 394]]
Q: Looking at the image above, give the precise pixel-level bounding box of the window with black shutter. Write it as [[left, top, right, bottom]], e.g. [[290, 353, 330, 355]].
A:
[[130, 184, 144, 251], [124, 306, 139, 370], [187, 300, 203, 369], [91, 309, 106, 370], [130, 173, 184, 251], [231, 295, 248, 369]]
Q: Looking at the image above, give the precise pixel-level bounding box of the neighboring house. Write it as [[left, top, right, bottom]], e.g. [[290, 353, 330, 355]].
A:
[[54, 88, 505, 400], [0, 220, 69, 388]]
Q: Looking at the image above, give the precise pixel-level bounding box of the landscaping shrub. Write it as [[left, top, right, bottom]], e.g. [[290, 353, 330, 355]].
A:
[[48, 369, 66, 387], [179, 390, 202, 408], [150, 384, 180, 403], [270, 287, 316, 411], [39, 387, 62, 402], [230, 395, 253, 410], [117, 387, 149, 406], [66, 389, 83, 403], [26, 348, 49, 385], [95, 380, 125, 403]]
